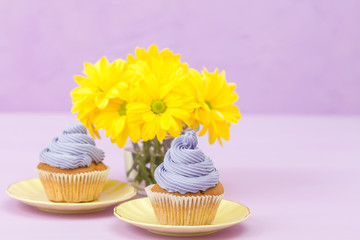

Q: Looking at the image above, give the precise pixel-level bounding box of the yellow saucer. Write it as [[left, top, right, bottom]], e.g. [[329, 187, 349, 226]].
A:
[[114, 197, 251, 237], [6, 178, 136, 214]]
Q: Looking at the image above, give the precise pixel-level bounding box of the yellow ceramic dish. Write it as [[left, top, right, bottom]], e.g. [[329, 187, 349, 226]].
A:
[[6, 178, 136, 214], [114, 197, 251, 237]]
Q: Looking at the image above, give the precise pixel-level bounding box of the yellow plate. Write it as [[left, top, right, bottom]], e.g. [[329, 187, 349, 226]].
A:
[[114, 197, 251, 237], [6, 178, 136, 214]]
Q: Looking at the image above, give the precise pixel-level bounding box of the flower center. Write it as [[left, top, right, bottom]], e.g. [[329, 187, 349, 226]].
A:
[[205, 100, 212, 110], [151, 100, 167, 114], [118, 102, 127, 116]]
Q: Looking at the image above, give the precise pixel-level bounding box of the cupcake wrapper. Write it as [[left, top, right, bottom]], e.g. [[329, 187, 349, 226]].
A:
[[145, 185, 223, 225], [36, 167, 110, 203]]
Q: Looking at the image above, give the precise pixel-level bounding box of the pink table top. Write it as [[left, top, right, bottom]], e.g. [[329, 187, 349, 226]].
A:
[[1, 113, 359, 239]]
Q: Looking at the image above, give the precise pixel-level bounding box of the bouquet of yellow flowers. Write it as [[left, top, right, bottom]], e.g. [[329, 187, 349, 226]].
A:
[[71, 45, 240, 191]]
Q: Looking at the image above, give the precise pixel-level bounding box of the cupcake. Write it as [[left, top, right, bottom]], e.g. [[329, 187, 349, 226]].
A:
[[36, 123, 109, 202], [145, 130, 224, 225]]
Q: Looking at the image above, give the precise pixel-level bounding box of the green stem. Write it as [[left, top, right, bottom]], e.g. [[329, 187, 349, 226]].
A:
[[130, 136, 175, 186]]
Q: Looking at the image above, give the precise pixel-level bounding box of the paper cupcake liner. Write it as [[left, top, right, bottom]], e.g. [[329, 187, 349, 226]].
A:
[[145, 184, 223, 225], [36, 167, 110, 203]]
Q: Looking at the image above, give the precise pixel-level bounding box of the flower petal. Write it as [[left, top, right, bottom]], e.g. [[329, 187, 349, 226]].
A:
[[95, 95, 109, 109], [160, 114, 171, 130]]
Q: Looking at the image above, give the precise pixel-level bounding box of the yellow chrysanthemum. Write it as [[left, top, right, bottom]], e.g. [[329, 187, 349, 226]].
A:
[[71, 95, 100, 138], [71, 45, 241, 148], [126, 45, 194, 141], [126, 45, 188, 86], [71, 57, 127, 137], [189, 68, 241, 145], [93, 96, 141, 148]]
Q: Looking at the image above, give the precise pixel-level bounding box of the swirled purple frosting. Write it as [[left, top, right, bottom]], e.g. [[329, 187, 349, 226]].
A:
[[154, 131, 219, 194], [39, 123, 105, 169]]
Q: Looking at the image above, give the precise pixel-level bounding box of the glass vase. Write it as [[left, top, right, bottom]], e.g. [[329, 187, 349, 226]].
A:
[[124, 137, 174, 195]]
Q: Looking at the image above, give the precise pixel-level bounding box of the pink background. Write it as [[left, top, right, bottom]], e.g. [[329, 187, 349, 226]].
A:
[[1, 1, 360, 239], [1, 0, 359, 114]]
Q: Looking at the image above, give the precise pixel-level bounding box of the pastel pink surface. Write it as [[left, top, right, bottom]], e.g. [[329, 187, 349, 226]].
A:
[[1, 113, 359, 239]]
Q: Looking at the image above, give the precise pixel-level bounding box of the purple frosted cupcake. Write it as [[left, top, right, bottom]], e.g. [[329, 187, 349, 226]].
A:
[[146, 131, 224, 225], [36, 123, 109, 202]]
